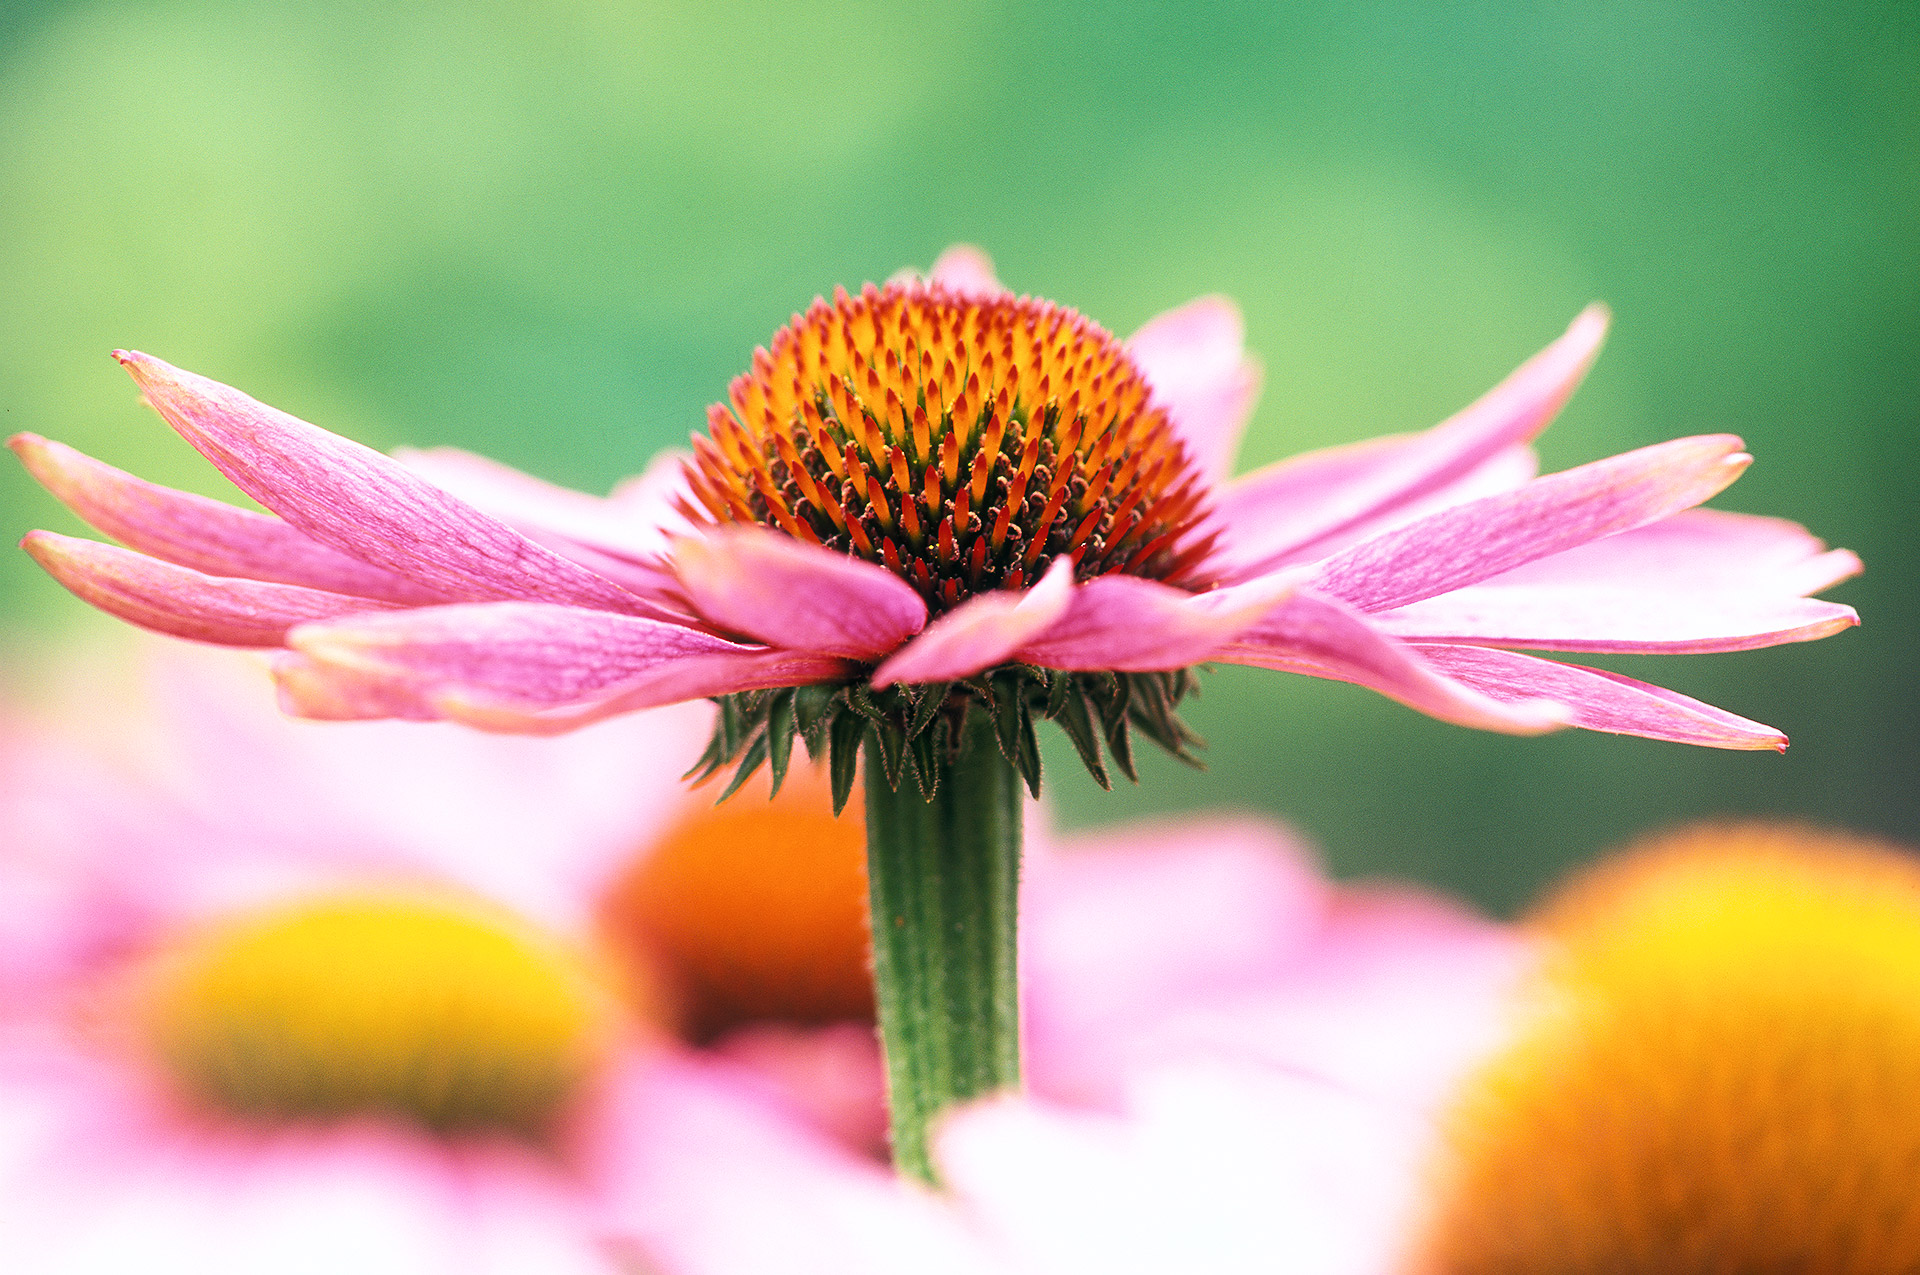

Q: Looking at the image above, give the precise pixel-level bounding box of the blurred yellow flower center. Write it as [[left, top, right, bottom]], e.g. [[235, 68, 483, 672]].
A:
[[681, 279, 1214, 612], [599, 765, 873, 1042], [1419, 824, 1920, 1274], [142, 894, 612, 1139]]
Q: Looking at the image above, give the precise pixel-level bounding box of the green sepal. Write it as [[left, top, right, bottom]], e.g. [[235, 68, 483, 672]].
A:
[[765, 688, 797, 797], [1044, 667, 1072, 719], [794, 682, 841, 739], [715, 731, 770, 803], [1055, 687, 1110, 790], [1014, 701, 1042, 797], [828, 711, 866, 815], [907, 682, 950, 740], [990, 672, 1025, 769], [873, 716, 907, 791]]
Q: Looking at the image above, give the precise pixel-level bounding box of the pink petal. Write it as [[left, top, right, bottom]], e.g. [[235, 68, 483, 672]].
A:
[[286, 601, 755, 711], [927, 244, 1007, 297], [1373, 585, 1859, 653], [1413, 643, 1789, 750], [870, 557, 1075, 688], [11, 434, 442, 604], [1012, 571, 1301, 672], [1214, 588, 1568, 734], [1216, 305, 1609, 567], [1310, 434, 1752, 613], [430, 648, 853, 736], [114, 351, 662, 618], [23, 531, 395, 647], [1127, 295, 1263, 484], [1489, 507, 1863, 596], [672, 527, 927, 660], [1214, 440, 1539, 580]]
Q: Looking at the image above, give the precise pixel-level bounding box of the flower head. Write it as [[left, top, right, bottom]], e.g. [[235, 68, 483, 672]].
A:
[[14, 248, 1859, 798], [1416, 824, 1920, 1274]]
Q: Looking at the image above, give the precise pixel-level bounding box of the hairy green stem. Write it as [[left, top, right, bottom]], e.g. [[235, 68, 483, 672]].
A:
[[862, 711, 1023, 1185]]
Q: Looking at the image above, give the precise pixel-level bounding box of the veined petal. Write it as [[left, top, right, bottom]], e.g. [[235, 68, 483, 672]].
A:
[[1489, 507, 1864, 596], [23, 531, 394, 647], [672, 526, 927, 660], [286, 602, 753, 711], [1013, 571, 1301, 672], [1374, 585, 1860, 653], [928, 244, 1007, 297], [871, 557, 1074, 688], [1413, 644, 1789, 750], [394, 445, 677, 564], [435, 648, 854, 736], [114, 351, 659, 617], [11, 433, 441, 604], [1128, 295, 1263, 485], [1312, 435, 1752, 613], [1215, 440, 1539, 580], [1217, 305, 1608, 566], [1214, 588, 1568, 734]]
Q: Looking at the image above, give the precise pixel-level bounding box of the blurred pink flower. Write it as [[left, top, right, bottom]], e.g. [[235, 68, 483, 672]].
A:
[[14, 248, 1856, 752], [0, 645, 988, 1275]]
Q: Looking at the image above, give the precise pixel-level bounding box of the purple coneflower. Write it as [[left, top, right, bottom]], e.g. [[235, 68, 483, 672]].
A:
[[13, 246, 1858, 1180]]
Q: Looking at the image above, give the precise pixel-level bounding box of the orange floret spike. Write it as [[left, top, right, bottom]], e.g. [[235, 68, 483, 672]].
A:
[[922, 462, 943, 520], [937, 516, 958, 563], [940, 429, 962, 486], [912, 403, 932, 462]]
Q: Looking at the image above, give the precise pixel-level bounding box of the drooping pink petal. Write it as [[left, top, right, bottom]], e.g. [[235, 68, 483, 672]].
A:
[[1413, 643, 1789, 750], [1012, 571, 1301, 672], [1213, 440, 1540, 580], [394, 446, 676, 564], [1487, 507, 1863, 596], [10, 434, 444, 605], [871, 557, 1075, 688], [114, 351, 663, 618], [285, 602, 757, 712], [1373, 585, 1859, 654], [1127, 295, 1263, 484], [1215, 305, 1609, 568], [1311, 434, 1752, 613], [1214, 588, 1568, 734], [927, 244, 1007, 298], [23, 531, 395, 647], [672, 527, 927, 660], [429, 647, 853, 736]]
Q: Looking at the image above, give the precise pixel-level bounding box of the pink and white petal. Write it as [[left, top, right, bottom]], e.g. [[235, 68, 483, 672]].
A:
[[24, 532, 397, 648], [395, 445, 676, 565], [286, 602, 755, 711], [1128, 295, 1263, 485], [1489, 506, 1863, 596], [941, 1063, 1430, 1275], [872, 557, 1075, 688], [1215, 305, 1609, 568], [589, 1058, 1000, 1275], [1013, 571, 1301, 672], [673, 527, 927, 659], [1021, 818, 1331, 1108], [1312, 434, 1752, 613], [115, 351, 658, 617], [433, 649, 854, 736], [1413, 643, 1789, 750], [1214, 441, 1542, 581], [928, 244, 1007, 298], [1375, 585, 1859, 654], [11, 434, 443, 604], [273, 651, 444, 721], [1215, 588, 1568, 734]]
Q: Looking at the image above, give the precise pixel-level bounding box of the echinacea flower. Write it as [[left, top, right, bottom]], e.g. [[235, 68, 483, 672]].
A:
[[936, 823, 1920, 1275], [11, 246, 1859, 1177]]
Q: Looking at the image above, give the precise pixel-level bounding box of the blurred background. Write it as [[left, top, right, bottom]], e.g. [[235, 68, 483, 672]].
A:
[[1, 0, 1912, 913]]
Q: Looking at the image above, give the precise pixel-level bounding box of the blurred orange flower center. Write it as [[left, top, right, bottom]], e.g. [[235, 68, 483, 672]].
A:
[[140, 894, 613, 1138], [1420, 825, 1920, 1273], [599, 767, 874, 1043], [679, 280, 1215, 612]]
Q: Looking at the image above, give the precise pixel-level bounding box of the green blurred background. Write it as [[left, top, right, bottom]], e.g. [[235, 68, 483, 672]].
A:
[[2, 0, 1912, 913]]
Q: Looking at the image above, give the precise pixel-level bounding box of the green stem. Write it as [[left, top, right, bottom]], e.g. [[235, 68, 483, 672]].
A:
[[862, 710, 1023, 1186]]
